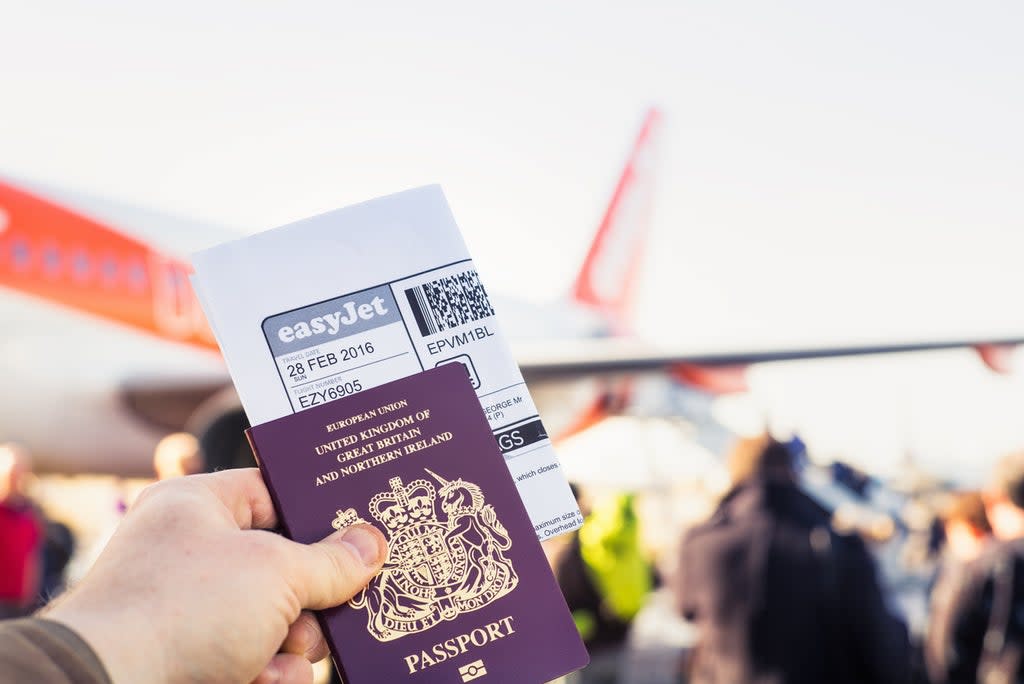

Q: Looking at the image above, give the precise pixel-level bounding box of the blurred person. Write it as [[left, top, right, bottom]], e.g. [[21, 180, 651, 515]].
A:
[[36, 518, 75, 607], [926, 452, 1024, 684], [942, 491, 992, 564], [196, 407, 258, 472], [0, 468, 387, 683], [673, 434, 911, 683], [920, 492, 991, 683], [0, 443, 43, 619], [153, 431, 203, 480], [555, 484, 654, 684]]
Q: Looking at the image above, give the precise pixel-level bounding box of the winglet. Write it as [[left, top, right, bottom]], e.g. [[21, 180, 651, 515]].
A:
[[570, 108, 662, 334]]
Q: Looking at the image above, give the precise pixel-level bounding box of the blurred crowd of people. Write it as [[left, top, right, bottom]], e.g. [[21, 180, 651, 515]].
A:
[[553, 434, 1024, 684], [0, 444, 73, 620], [0, 432, 202, 620], [10, 428, 1024, 683]]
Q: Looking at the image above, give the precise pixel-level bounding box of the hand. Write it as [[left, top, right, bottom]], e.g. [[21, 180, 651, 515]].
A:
[[46, 468, 387, 684]]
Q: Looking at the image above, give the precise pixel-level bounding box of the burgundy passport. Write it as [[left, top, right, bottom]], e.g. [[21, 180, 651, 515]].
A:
[[246, 364, 588, 683]]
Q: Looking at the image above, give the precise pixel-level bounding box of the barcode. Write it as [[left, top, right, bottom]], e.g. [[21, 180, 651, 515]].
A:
[[404, 269, 495, 336]]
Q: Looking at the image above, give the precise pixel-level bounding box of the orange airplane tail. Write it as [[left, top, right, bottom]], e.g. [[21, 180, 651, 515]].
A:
[[570, 108, 661, 334], [0, 179, 217, 349]]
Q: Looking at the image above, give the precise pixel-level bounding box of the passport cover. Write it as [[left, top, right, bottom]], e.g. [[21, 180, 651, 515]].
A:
[[246, 364, 588, 683]]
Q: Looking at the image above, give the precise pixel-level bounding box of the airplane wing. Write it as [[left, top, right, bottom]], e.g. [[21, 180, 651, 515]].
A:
[[514, 337, 1024, 382], [552, 108, 1023, 392]]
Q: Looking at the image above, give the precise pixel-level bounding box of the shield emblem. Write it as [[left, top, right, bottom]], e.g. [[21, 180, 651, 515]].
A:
[[395, 522, 456, 586]]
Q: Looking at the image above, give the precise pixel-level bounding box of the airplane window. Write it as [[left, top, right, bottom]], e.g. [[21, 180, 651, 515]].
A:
[[100, 257, 118, 285], [127, 261, 147, 291], [43, 246, 61, 276], [11, 239, 30, 271], [72, 250, 91, 281]]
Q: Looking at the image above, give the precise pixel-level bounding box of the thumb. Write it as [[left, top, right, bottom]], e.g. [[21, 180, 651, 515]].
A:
[[286, 524, 388, 610]]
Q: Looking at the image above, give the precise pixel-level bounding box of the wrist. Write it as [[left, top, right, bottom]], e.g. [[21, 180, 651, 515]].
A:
[[47, 597, 168, 684]]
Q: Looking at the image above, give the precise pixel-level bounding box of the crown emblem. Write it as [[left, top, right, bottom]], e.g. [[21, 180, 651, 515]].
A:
[[342, 469, 519, 642], [332, 508, 367, 530], [369, 476, 437, 531]]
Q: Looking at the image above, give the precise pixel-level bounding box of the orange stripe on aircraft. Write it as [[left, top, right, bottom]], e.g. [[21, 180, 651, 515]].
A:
[[0, 180, 218, 351]]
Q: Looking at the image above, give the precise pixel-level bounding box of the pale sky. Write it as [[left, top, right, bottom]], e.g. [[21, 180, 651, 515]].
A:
[[2, 1, 1023, 476]]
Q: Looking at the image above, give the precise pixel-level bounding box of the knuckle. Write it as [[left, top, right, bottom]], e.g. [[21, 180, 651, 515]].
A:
[[134, 477, 203, 508], [132, 479, 168, 508]]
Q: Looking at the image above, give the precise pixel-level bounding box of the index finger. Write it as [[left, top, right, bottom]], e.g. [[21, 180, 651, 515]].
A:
[[193, 468, 279, 530]]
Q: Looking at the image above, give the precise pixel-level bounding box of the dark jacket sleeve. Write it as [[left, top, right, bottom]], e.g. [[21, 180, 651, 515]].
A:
[[924, 561, 990, 684], [0, 617, 111, 684], [838, 535, 913, 684]]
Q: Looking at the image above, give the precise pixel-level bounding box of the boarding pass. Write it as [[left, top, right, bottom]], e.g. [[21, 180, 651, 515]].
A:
[[190, 186, 583, 540]]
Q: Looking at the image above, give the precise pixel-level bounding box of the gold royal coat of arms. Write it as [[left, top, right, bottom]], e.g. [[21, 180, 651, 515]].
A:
[[332, 468, 519, 642]]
